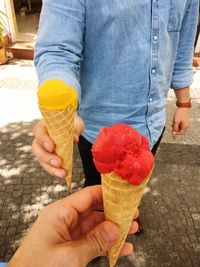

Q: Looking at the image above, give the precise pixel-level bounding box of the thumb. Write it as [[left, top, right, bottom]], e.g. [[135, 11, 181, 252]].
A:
[[70, 221, 120, 266]]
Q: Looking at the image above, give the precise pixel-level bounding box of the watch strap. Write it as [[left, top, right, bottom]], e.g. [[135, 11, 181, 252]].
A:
[[176, 100, 191, 108]]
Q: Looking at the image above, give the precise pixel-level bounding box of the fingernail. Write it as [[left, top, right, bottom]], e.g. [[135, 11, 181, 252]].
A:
[[54, 171, 65, 178], [50, 159, 59, 167], [44, 142, 52, 152], [101, 223, 119, 243]]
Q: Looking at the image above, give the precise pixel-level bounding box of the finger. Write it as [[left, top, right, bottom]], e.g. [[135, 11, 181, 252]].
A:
[[178, 122, 189, 135], [80, 208, 104, 221], [81, 211, 105, 232], [120, 242, 133, 256], [62, 186, 103, 215], [32, 139, 63, 168], [51, 186, 103, 233], [129, 221, 139, 234], [74, 115, 85, 144], [40, 161, 66, 179], [173, 124, 188, 135], [74, 134, 79, 144], [172, 121, 180, 134], [133, 209, 139, 220], [69, 221, 120, 266], [71, 211, 105, 239], [32, 120, 55, 152], [92, 203, 104, 212]]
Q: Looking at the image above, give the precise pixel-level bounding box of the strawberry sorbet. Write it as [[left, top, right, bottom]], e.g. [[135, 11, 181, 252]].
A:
[[92, 124, 154, 185]]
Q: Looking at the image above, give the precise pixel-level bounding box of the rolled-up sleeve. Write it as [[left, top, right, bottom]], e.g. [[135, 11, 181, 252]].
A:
[[34, 0, 85, 101], [171, 0, 199, 89]]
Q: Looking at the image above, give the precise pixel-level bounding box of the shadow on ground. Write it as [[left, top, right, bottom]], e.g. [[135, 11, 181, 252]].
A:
[[89, 142, 200, 267], [0, 120, 200, 267], [0, 120, 84, 261]]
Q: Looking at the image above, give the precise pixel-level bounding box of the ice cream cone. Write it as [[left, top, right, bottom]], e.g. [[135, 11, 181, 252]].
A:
[[92, 124, 155, 266], [102, 170, 153, 267], [40, 108, 75, 187], [38, 79, 78, 187]]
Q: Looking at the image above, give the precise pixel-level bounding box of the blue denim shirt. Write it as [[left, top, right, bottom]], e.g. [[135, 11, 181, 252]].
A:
[[34, 0, 198, 148]]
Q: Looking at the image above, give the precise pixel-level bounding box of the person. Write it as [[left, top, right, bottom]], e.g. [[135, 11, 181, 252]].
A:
[[32, 2, 198, 185], [6, 186, 139, 267], [194, 2, 200, 48]]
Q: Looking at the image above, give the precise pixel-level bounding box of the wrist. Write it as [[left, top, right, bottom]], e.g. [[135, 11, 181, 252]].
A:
[[174, 86, 190, 103], [176, 99, 191, 108]]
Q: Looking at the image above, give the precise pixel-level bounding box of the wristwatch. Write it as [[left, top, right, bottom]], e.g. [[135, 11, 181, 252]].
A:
[[176, 100, 191, 108]]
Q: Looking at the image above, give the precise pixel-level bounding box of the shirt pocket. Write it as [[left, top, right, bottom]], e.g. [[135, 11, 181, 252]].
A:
[[167, 0, 188, 32]]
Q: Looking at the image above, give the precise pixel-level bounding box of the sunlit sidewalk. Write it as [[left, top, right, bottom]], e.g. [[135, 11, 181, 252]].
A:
[[0, 60, 40, 127]]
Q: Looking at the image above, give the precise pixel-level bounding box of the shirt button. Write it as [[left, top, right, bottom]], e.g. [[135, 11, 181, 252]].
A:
[[153, 0, 157, 4], [149, 97, 153, 102], [151, 68, 156, 74], [148, 121, 152, 126], [153, 34, 158, 41]]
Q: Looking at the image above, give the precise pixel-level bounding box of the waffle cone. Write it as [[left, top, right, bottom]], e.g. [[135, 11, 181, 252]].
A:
[[101, 171, 152, 267], [40, 107, 75, 187]]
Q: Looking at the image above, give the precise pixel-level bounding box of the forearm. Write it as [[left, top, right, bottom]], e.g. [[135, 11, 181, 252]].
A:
[[34, 0, 86, 101], [174, 86, 190, 103], [170, 0, 198, 90]]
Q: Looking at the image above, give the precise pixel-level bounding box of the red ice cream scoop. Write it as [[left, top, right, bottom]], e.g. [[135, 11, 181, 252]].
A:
[[92, 124, 155, 185]]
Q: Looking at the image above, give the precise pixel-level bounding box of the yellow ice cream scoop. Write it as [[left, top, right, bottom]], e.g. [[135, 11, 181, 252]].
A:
[[37, 79, 78, 188], [38, 79, 78, 110]]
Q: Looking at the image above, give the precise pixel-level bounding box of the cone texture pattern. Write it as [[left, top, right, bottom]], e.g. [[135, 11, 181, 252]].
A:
[[101, 172, 151, 267], [40, 107, 75, 187]]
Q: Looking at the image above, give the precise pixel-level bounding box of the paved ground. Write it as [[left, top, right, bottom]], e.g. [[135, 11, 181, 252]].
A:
[[0, 59, 200, 267]]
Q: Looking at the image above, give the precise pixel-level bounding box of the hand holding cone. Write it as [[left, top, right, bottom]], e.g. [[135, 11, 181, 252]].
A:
[[38, 79, 78, 187], [92, 124, 155, 267]]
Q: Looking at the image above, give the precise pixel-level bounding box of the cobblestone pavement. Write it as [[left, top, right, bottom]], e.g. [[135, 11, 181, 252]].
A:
[[0, 60, 200, 266]]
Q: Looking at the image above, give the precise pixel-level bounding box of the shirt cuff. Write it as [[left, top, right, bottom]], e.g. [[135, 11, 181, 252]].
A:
[[171, 70, 193, 90], [0, 263, 7, 267], [38, 71, 81, 103]]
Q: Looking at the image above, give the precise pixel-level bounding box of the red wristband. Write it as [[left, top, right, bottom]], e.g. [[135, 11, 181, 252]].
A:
[[176, 100, 191, 108]]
